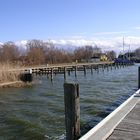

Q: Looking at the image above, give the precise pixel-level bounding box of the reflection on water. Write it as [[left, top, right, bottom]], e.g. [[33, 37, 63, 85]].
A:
[[0, 64, 139, 140]]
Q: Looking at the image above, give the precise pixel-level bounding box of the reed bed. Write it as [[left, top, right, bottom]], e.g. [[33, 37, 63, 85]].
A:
[[0, 63, 22, 84]]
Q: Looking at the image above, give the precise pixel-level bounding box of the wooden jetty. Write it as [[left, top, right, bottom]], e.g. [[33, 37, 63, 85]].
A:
[[79, 89, 140, 140], [18, 61, 132, 81], [107, 98, 140, 140]]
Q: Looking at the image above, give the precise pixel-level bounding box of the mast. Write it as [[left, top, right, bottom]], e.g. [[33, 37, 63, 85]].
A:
[[129, 44, 131, 60], [123, 37, 125, 60]]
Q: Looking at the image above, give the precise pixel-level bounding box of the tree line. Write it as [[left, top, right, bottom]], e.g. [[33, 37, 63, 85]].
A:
[[0, 39, 128, 66]]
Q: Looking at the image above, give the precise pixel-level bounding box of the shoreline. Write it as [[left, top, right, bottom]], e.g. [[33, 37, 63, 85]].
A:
[[0, 81, 33, 88]]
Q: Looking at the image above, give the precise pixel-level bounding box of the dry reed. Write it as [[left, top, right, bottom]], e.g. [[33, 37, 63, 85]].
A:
[[0, 63, 22, 84]]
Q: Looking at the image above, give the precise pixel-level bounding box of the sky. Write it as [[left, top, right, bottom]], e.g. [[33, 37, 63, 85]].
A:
[[0, 0, 140, 52]]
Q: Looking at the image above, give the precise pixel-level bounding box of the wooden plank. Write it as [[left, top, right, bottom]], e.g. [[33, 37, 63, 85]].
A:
[[107, 129, 140, 140], [107, 100, 140, 140]]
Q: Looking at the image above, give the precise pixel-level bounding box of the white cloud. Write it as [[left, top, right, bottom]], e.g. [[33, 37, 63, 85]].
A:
[[15, 40, 28, 49], [51, 36, 140, 54], [92, 31, 129, 36], [134, 26, 140, 30], [1, 36, 140, 55], [0, 42, 3, 45]]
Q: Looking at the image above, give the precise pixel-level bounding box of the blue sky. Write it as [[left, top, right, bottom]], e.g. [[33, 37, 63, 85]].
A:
[[0, 0, 140, 42]]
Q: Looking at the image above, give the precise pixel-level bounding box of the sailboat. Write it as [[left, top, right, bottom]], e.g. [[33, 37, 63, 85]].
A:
[[114, 37, 133, 64]]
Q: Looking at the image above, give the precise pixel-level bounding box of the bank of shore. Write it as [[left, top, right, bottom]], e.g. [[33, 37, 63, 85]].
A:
[[0, 81, 33, 88]]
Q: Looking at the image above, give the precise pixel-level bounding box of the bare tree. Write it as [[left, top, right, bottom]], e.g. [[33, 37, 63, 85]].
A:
[[0, 41, 19, 63], [106, 50, 116, 60], [26, 40, 46, 65]]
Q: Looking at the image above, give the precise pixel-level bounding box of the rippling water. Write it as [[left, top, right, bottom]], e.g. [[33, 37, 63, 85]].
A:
[[0, 64, 139, 140]]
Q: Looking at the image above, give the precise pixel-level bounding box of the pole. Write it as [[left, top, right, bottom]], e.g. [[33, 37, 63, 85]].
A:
[[138, 67, 140, 89], [64, 83, 80, 140]]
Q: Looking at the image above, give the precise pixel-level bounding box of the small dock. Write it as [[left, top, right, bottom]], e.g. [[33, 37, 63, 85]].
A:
[[107, 98, 140, 140], [79, 90, 140, 140]]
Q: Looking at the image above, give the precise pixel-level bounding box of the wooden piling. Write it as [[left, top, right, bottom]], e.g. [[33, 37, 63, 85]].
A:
[[83, 65, 86, 75], [91, 65, 93, 75], [68, 69, 71, 76], [64, 67, 67, 80], [64, 83, 80, 140], [138, 67, 140, 89], [75, 66, 77, 77], [51, 68, 53, 81]]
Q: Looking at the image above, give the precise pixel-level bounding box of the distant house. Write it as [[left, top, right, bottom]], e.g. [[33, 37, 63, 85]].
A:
[[90, 53, 108, 62], [90, 56, 100, 62], [100, 54, 108, 61]]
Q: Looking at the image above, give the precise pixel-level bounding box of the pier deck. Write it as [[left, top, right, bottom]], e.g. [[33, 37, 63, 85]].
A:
[[79, 90, 140, 140], [107, 96, 140, 140]]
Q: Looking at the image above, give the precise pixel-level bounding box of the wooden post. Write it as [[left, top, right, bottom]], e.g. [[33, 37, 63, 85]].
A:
[[97, 65, 99, 73], [138, 67, 140, 89], [75, 66, 77, 77], [64, 83, 80, 140], [51, 68, 53, 81], [83, 65, 86, 75], [64, 67, 67, 80], [68, 69, 71, 76], [110, 64, 112, 70], [107, 64, 109, 71], [91, 65, 93, 75], [102, 64, 104, 71]]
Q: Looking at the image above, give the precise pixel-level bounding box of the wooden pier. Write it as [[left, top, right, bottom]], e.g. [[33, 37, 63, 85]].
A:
[[21, 61, 132, 81], [107, 98, 140, 140], [79, 90, 140, 140]]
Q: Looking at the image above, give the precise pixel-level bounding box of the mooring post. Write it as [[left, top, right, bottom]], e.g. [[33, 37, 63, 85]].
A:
[[83, 65, 86, 75], [68, 69, 71, 76], [91, 65, 93, 75], [75, 66, 77, 77], [51, 68, 53, 81], [110, 63, 112, 70], [64, 67, 67, 80], [64, 83, 80, 140], [138, 67, 140, 89]]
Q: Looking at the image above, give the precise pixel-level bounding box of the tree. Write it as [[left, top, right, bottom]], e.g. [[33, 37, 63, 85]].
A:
[[74, 47, 86, 62], [84, 45, 93, 61], [0, 41, 19, 63], [26, 40, 46, 65], [106, 50, 116, 60]]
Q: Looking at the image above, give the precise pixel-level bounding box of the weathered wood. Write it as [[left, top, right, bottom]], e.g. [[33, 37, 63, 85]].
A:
[[91, 65, 93, 75], [64, 83, 80, 140], [138, 67, 140, 89], [107, 100, 140, 140], [51, 68, 53, 81], [75, 66, 77, 77], [83, 65, 86, 75], [64, 67, 67, 80], [68, 69, 71, 76]]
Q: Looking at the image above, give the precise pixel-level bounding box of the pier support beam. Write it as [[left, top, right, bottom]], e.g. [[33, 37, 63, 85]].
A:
[[64, 67, 67, 80], [91, 65, 93, 75], [138, 67, 140, 89], [64, 83, 80, 140], [83, 65, 86, 75], [75, 66, 77, 77], [51, 68, 53, 81]]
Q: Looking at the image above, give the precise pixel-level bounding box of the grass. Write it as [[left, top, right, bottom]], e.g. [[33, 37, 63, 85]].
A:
[[0, 63, 22, 84]]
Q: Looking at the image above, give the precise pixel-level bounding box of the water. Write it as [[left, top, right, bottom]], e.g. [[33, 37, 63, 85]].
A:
[[0, 64, 139, 140]]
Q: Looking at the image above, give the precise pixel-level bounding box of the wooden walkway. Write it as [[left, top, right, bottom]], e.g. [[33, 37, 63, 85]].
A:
[[79, 90, 140, 140], [107, 97, 140, 140]]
